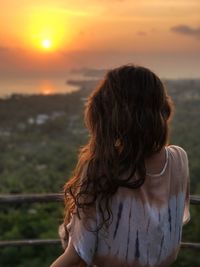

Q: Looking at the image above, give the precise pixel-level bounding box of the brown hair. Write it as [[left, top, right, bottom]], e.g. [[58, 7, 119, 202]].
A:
[[63, 64, 173, 229]]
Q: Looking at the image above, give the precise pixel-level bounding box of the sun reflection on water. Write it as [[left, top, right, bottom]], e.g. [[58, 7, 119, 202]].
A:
[[39, 80, 56, 95]]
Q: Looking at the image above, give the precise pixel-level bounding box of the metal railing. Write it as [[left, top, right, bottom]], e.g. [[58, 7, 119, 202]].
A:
[[1, 193, 199, 205], [0, 193, 200, 249]]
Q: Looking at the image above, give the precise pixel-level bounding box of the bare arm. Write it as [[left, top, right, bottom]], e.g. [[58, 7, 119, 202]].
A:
[[50, 241, 87, 267]]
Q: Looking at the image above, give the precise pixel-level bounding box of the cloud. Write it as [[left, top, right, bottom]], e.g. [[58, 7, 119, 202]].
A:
[[170, 24, 200, 39], [137, 31, 147, 36], [0, 46, 9, 53]]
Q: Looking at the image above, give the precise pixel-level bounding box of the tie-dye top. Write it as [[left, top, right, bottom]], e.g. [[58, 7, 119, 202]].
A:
[[66, 145, 190, 267]]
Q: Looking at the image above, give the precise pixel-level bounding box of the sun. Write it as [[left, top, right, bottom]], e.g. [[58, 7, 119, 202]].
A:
[[28, 8, 73, 52], [42, 39, 52, 49]]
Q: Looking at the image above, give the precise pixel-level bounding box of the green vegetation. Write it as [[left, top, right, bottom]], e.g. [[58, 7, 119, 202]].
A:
[[0, 79, 199, 266]]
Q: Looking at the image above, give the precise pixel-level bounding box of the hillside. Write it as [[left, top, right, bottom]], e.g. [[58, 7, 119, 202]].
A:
[[0, 79, 199, 267]]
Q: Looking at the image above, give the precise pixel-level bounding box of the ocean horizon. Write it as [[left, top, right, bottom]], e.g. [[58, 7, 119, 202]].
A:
[[0, 73, 91, 98], [1, 72, 200, 99]]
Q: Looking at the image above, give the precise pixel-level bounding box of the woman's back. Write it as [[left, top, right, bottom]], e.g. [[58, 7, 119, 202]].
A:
[[51, 65, 191, 267], [67, 145, 190, 267]]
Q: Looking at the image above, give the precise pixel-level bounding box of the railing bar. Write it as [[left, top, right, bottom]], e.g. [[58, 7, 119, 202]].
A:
[[0, 194, 199, 205], [0, 239, 199, 249], [181, 242, 200, 249], [0, 193, 63, 204], [190, 195, 200, 205], [0, 239, 61, 247]]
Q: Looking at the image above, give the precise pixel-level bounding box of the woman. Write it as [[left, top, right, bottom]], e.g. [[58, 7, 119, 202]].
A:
[[50, 64, 190, 267]]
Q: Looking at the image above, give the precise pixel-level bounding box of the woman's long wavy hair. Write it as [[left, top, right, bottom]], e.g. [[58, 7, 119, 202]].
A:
[[63, 64, 173, 229]]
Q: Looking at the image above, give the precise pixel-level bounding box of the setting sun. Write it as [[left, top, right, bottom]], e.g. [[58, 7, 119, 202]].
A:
[[42, 39, 52, 49], [27, 7, 73, 52]]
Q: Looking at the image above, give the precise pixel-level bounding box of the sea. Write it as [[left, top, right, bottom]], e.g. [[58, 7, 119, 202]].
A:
[[0, 73, 89, 98]]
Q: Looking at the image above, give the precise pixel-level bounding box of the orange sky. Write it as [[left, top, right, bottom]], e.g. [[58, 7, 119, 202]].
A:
[[0, 0, 200, 78]]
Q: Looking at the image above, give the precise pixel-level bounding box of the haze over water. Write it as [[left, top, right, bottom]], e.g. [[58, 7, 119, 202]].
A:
[[0, 73, 86, 98]]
